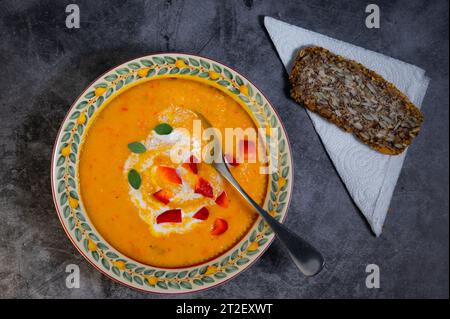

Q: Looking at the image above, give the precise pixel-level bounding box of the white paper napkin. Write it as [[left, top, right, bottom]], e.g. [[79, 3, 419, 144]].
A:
[[264, 16, 430, 236]]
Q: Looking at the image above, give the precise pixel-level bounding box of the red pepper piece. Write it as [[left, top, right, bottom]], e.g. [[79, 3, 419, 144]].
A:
[[156, 209, 182, 224], [182, 155, 198, 174], [156, 166, 182, 184], [153, 189, 174, 204], [211, 218, 228, 235], [240, 139, 256, 160], [215, 191, 229, 208], [193, 207, 209, 220], [224, 153, 240, 167], [195, 177, 213, 198]]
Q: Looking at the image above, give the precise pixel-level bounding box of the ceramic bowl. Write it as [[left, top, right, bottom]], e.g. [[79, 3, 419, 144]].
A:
[[51, 53, 293, 293]]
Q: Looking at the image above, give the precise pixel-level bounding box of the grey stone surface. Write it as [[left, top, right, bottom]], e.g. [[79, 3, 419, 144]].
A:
[[0, 0, 448, 299]]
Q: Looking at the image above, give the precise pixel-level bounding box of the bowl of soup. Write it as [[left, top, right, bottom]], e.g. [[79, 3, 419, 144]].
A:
[[51, 54, 293, 293]]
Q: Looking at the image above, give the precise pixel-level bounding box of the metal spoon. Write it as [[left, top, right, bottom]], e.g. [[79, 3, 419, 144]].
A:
[[195, 112, 324, 276]]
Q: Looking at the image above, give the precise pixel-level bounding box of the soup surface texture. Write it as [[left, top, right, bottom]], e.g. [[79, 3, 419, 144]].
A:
[[79, 78, 268, 267]]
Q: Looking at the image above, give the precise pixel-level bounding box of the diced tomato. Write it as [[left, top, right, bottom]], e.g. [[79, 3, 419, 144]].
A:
[[188, 154, 199, 164], [193, 207, 209, 220], [195, 177, 213, 198], [240, 139, 256, 160], [156, 166, 182, 184], [156, 209, 182, 224], [224, 153, 240, 167], [215, 191, 229, 208], [153, 189, 174, 204], [182, 155, 198, 174], [211, 218, 228, 235]]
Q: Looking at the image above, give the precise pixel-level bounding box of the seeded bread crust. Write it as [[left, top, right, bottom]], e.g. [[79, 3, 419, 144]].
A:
[[289, 46, 424, 155]]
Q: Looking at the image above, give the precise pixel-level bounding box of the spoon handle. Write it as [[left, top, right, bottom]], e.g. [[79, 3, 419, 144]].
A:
[[214, 162, 325, 276]]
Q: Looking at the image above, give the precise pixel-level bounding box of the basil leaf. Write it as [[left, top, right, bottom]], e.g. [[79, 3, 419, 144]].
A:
[[128, 169, 141, 189], [127, 142, 146, 153], [154, 123, 173, 135]]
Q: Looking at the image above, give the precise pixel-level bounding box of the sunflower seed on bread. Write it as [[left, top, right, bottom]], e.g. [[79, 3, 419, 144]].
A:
[[289, 46, 424, 155]]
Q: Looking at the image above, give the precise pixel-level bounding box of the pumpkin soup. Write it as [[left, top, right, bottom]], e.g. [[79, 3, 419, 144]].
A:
[[79, 78, 268, 267]]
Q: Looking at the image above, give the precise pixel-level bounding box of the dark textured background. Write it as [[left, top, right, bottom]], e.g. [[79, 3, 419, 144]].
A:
[[0, 0, 448, 298]]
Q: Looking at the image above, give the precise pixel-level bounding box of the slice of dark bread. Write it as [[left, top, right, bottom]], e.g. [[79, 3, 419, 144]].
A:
[[289, 46, 424, 155]]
